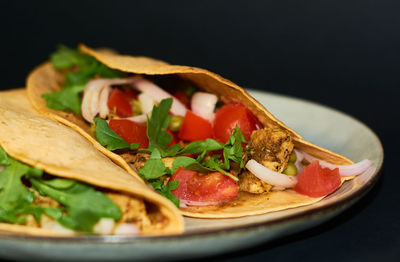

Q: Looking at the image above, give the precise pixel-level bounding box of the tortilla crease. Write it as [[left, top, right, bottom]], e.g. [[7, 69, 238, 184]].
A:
[[26, 45, 354, 219], [0, 89, 183, 236]]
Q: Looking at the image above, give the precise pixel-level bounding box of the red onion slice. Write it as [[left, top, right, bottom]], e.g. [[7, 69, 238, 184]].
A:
[[301, 151, 372, 176], [191, 92, 218, 121], [245, 159, 298, 188], [98, 86, 112, 118], [179, 199, 223, 208], [82, 78, 136, 123], [131, 77, 187, 116]]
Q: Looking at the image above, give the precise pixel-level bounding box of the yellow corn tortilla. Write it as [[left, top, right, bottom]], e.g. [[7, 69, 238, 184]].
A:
[[0, 89, 183, 236], [26, 45, 354, 219]]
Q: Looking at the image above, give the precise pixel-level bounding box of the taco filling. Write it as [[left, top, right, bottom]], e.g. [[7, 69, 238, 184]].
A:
[[34, 46, 372, 210], [0, 147, 160, 236]]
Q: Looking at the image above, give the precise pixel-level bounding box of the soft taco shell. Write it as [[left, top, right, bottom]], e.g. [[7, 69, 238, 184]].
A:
[[0, 89, 183, 235], [26, 45, 353, 218]]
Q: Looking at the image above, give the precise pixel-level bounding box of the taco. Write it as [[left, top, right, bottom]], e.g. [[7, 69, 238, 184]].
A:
[[0, 89, 183, 235], [26, 45, 372, 218]]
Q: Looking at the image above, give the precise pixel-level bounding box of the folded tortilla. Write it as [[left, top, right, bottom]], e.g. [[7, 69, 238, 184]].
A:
[[0, 89, 183, 235], [26, 45, 354, 218]]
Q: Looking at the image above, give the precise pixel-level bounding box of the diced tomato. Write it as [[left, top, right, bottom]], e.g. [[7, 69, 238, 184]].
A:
[[213, 103, 261, 143], [108, 119, 149, 149], [170, 167, 238, 202], [294, 160, 341, 197], [173, 92, 191, 108], [107, 88, 133, 117], [178, 110, 213, 142]]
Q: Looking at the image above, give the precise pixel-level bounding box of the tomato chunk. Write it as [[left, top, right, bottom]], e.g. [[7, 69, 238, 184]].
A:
[[170, 167, 238, 202], [108, 119, 148, 149], [294, 160, 341, 197], [107, 88, 133, 117], [213, 103, 261, 143], [178, 110, 213, 141]]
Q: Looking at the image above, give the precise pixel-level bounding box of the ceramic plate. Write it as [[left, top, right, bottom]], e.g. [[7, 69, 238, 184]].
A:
[[0, 90, 383, 261]]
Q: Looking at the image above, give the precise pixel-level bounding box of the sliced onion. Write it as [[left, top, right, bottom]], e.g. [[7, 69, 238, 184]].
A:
[[81, 78, 136, 123], [113, 223, 139, 235], [293, 149, 304, 174], [245, 159, 298, 188], [179, 199, 223, 208], [138, 92, 155, 115], [301, 151, 372, 176], [191, 92, 218, 121], [98, 86, 112, 118], [93, 218, 115, 235], [131, 77, 187, 116]]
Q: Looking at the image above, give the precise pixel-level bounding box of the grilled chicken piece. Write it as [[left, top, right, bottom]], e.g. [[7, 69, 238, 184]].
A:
[[240, 128, 294, 194], [106, 192, 151, 232], [239, 170, 272, 194]]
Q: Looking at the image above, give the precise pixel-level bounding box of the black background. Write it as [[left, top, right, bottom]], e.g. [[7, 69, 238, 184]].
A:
[[0, 1, 399, 261]]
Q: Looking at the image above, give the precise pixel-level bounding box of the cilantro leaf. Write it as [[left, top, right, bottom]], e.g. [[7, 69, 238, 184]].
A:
[[222, 126, 246, 169], [139, 149, 171, 180], [146, 98, 173, 153], [94, 118, 139, 151], [42, 84, 85, 114]]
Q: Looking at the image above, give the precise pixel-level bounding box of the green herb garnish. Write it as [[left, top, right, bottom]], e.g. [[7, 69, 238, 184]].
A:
[[94, 118, 139, 151]]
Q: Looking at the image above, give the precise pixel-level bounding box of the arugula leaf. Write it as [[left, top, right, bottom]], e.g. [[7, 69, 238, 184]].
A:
[[50, 45, 92, 69], [176, 139, 223, 156], [146, 98, 173, 153], [94, 118, 139, 151], [139, 149, 171, 180], [150, 180, 180, 208], [0, 159, 35, 223], [31, 178, 121, 232], [42, 84, 85, 114]]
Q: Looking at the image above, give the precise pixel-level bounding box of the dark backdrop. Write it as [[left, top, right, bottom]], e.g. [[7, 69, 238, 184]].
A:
[[1, 1, 399, 261]]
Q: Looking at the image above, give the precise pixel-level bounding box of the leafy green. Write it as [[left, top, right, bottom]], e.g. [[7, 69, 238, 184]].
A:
[[94, 118, 139, 151], [50, 45, 92, 69], [0, 147, 11, 166], [0, 147, 122, 233], [31, 178, 121, 232], [42, 84, 85, 114], [0, 159, 35, 223], [43, 45, 127, 114], [146, 98, 174, 154], [150, 180, 180, 208], [222, 126, 247, 169], [139, 149, 171, 180]]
